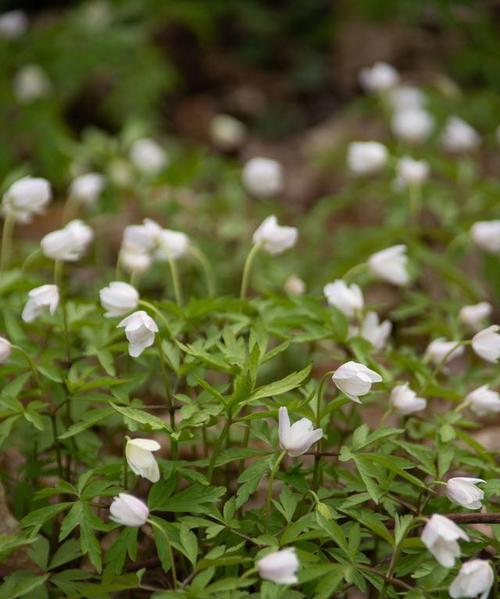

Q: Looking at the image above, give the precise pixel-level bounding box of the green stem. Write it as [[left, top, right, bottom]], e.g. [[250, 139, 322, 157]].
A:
[[156, 337, 177, 459], [0, 212, 16, 271], [408, 183, 421, 225], [167, 256, 183, 306], [54, 261, 71, 364], [312, 371, 334, 491], [240, 243, 261, 300], [207, 415, 232, 483], [50, 414, 64, 479], [265, 450, 286, 528], [138, 300, 172, 337], [189, 245, 215, 297], [148, 519, 178, 589], [123, 438, 129, 490], [378, 517, 416, 598], [11, 344, 41, 389], [21, 248, 42, 273], [343, 262, 367, 283], [421, 340, 470, 394]]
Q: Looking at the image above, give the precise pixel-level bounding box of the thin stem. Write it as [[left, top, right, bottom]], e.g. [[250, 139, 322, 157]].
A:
[[342, 262, 367, 283], [21, 248, 42, 273], [11, 344, 41, 389], [50, 414, 64, 479], [379, 516, 416, 598], [148, 519, 178, 589], [156, 337, 177, 459], [408, 183, 421, 225], [54, 262, 71, 364], [139, 300, 172, 337], [0, 211, 16, 271], [265, 450, 286, 528], [421, 340, 470, 394], [240, 243, 261, 300], [207, 413, 232, 483], [166, 255, 182, 306], [123, 438, 129, 490], [189, 245, 215, 297], [313, 371, 334, 491]]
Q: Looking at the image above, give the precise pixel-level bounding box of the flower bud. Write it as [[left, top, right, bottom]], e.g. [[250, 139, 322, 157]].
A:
[[122, 219, 162, 254], [359, 62, 399, 92], [117, 310, 158, 358], [22, 284, 59, 323], [425, 338, 465, 365], [332, 361, 382, 403], [41, 219, 93, 262], [323, 280, 363, 318], [210, 114, 246, 151], [368, 244, 409, 286], [119, 247, 152, 274], [472, 325, 500, 363], [359, 311, 392, 350], [252, 215, 298, 255], [347, 141, 388, 175], [0, 336, 12, 363], [390, 383, 426, 415], [125, 438, 161, 483], [109, 493, 149, 527], [257, 548, 299, 584], [13, 64, 51, 103], [449, 559, 494, 599], [69, 173, 105, 206], [421, 514, 469, 568], [129, 138, 168, 175], [441, 116, 480, 152], [156, 229, 190, 261], [315, 502, 334, 520], [278, 406, 322, 457], [100, 282, 139, 318], [2, 176, 52, 223], [242, 157, 283, 198], [470, 220, 500, 254], [459, 302, 492, 330], [284, 275, 305, 296], [391, 108, 434, 143], [394, 157, 429, 188], [466, 385, 500, 416], [446, 477, 485, 510]]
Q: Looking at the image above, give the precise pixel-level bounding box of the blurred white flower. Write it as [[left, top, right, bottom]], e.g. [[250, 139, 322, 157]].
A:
[[390, 383, 426, 415], [332, 361, 382, 403], [449, 559, 494, 599], [359, 62, 399, 92], [0, 10, 28, 39], [2, 176, 52, 223], [110, 493, 149, 527], [323, 280, 363, 318], [252, 215, 298, 255], [470, 221, 500, 254], [421, 514, 469, 568], [22, 285, 59, 323], [446, 477, 485, 510], [117, 310, 158, 358], [242, 157, 283, 198], [284, 275, 305, 296], [125, 438, 161, 483], [394, 157, 429, 188], [122, 218, 162, 255], [156, 229, 190, 261], [359, 311, 392, 349], [471, 325, 500, 363], [441, 117, 480, 152], [257, 548, 299, 584], [425, 338, 465, 365], [100, 282, 139, 318], [0, 336, 11, 363], [119, 247, 152, 274], [13, 64, 51, 103], [278, 406, 322, 457], [129, 138, 168, 175], [368, 244, 409, 286], [391, 108, 434, 143], [467, 385, 500, 416], [388, 85, 425, 111], [69, 173, 105, 206], [41, 219, 93, 262], [210, 114, 246, 151], [459, 302, 492, 330], [347, 141, 388, 175]]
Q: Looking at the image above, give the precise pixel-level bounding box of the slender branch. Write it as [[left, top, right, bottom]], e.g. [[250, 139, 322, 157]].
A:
[[265, 450, 286, 528], [385, 512, 500, 528], [240, 243, 261, 300]]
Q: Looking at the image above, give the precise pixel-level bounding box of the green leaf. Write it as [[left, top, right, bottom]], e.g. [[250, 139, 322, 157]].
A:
[[154, 484, 225, 513], [0, 572, 49, 599], [109, 402, 172, 432], [249, 364, 311, 401]]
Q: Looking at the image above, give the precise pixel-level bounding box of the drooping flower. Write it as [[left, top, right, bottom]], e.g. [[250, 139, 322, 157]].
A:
[[2, 176, 52, 223], [156, 229, 190, 261], [421, 514, 469, 568], [41, 219, 93, 262], [22, 285, 59, 323], [347, 142, 388, 175], [466, 385, 500, 416], [459, 302, 492, 330], [125, 438, 161, 483], [278, 407, 322, 457], [210, 114, 246, 151], [257, 548, 299, 584], [446, 478, 485, 510], [109, 493, 149, 527], [119, 247, 152, 274], [449, 559, 494, 599], [99, 282, 139, 318], [368, 245, 409, 286], [129, 138, 168, 175], [394, 157, 429, 188], [359, 62, 399, 92], [332, 361, 382, 403], [390, 383, 426, 415], [471, 325, 500, 363], [69, 173, 105, 206], [391, 108, 434, 143], [359, 311, 392, 350], [441, 117, 480, 152], [424, 338, 465, 366], [242, 157, 283, 198], [0, 336, 11, 363], [323, 280, 363, 319], [117, 310, 158, 358], [252, 215, 298, 255], [470, 221, 500, 254]]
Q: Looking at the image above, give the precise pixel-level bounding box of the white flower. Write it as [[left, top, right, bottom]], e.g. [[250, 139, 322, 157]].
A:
[[100, 282, 139, 318], [156, 229, 190, 261], [332, 361, 382, 403], [391, 108, 434, 143], [467, 385, 500, 416], [388, 85, 425, 111], [69, 173, 105, 206], [129, 138, 168, 175], [109, 493, 149, 527], [242, 157, 283, 198], [2, 176, 52, 223], [278, 407, 322, 457], [210, 114, 246, 151], [425, 338, 465, 365], [0, 10, 28, 39], [421, 514, 469, 568], [446, 478, 485, 510], [368, 244, 409, 286], [347, 141, 388, 175], [323, 280, 363, 318], [441, 117, 480, 152], [119, 247, 152, 274], [359, 311, 392, 350], [359, 62, 399, 92], [122, 219, 162, 254], [394, 157, 429, 188], [459, 302, 492, 330], [284, 275, 305, 296], [125, 438, 161, 483], [0, 336, 11, 363], [117, 310, 158, 358], [470, 221, 500, 254], [472, 325, 500, 363], [13, 64, 51, 103], [390, 383, 426, 415], [252, 215, 298, 255], [449, 559, 494, 599], [41, 219, 93, 262], [22, 285, 59, 323], [257, 548, 299, 584]]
